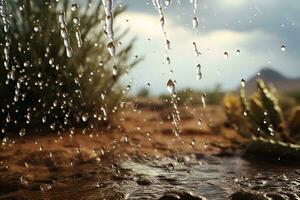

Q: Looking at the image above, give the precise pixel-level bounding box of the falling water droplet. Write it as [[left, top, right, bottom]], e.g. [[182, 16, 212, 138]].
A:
[[19, 128, 26, 136], [112, 65, 118, 76], [192, 42, 201, 56], [191, 139, 196, 147], [166, 56, 170, 65], [165, 40, 171, 50], [42, 116, 47, 123], [197, 119, 202, 126], [6, 113, 10, 123], [82, 113, 89, 122], [268, 124, 274, 136], [281, 44, 286, 51], [196, 64, 202, 80], [241, 79, 246, 88], [192, 17, 198, 29], [167, 79, 175, 94], [236, 49, 240, 55], [107, 41, 115, 57], [201, 93, 206, 108], [71, 4, 78, 11], [165, 0, 171, 6], [224, 52, 228, 59], [34, 26, 40, 32]]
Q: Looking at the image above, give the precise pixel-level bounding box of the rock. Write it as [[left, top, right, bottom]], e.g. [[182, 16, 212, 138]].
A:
[[159, 191, 205, 200], [265, 193, 289, 200], [136, 176, 152, 186], [231, 191, 268, 200]]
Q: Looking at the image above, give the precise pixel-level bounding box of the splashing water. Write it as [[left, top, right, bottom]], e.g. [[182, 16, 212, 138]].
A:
[[152, 0, 171, 65], [167, 79, 181, 136], [72, 13, 83, 48], [102, 0, 115, 57], [59, 11, 73, 57], [0, 0, 11, 69], [192, 0, 199, 30]]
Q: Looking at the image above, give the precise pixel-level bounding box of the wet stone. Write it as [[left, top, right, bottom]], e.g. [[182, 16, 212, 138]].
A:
[[136, 176, 152, 186], [159, 190, 205, 200], [265, 193, 290, 200], [231, 190, 268, 200]]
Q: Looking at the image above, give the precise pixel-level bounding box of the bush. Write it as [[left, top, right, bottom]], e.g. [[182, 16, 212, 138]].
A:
[[137, 87, 149, 97], [159, 85, 224, 106], [0, 0, 139, 134]]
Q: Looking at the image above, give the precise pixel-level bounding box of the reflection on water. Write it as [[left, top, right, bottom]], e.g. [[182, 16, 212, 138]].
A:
[[121, 155, 300, 199], [1, 154, 300, 199]]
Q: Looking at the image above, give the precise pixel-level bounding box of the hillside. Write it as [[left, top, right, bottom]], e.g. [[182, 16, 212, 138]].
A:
[[244, 68, 300, 92]]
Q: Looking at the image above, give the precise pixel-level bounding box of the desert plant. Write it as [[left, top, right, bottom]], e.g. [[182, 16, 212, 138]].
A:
[[224, 79, 300, 143], [0, 0, 140, 134]]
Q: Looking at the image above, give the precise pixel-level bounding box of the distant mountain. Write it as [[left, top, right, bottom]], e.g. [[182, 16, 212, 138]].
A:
[[244, 68, 300, 92]]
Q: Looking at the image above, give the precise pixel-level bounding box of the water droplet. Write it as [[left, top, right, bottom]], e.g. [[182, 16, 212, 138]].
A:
[[224, 52, 228, 59], [192, 42, 201, 56], [166, 56, 170, 65], [165, 0, 171, 6], [71, 4, 78, 11], [19, 128, 26, 136], [167, 79, 175, 94], [236, 49, 240, 55], [107, 41, 115, 57], [197, 119, 202, 126], [66, 46, 73, 57], [112, 65, 118, 76], [165, 40, 171, 50], [241, 79, 246, 88], [281, 44, 286, 51], [196, 64, 202, 80], [34, 26, 40, 32], [192, 17, 198, 29], [201, 93, 206, 108], [6, 113, 10, 123], [268, 124, 274, 136], [191, 139, 196, 147], [73, 17, 80, 25], [82, 113, 89, 122]]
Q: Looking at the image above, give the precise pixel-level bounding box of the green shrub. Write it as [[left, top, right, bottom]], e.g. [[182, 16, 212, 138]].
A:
[[224, 79, 300, 143], [0, 0, 139, 134]]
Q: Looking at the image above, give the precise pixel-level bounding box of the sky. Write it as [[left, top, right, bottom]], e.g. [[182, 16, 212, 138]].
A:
[[114, 0, 300, 95]]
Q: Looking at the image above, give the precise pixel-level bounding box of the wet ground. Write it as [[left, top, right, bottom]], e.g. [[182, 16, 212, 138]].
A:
[[1, 104, 300, 199], [1, 149, 300, 200]]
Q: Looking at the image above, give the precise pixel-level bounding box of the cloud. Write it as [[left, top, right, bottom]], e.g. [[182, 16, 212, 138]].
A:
[[116, 11, 300, 94]]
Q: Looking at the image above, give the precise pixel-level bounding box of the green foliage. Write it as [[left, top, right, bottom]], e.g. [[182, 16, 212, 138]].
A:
[[0, 0, 140, 133], [224, 79, 300, 143]]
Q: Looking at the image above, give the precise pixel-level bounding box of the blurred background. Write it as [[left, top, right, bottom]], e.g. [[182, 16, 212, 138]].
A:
[[118, 0, 300, 95]]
